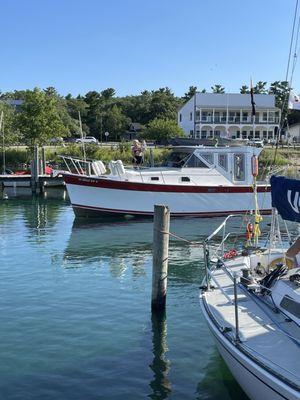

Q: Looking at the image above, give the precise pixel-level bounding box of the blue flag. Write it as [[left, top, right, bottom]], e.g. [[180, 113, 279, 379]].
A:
[[270, 176, 300, 222]]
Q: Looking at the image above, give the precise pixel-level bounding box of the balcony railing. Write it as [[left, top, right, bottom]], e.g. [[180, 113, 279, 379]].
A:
[[195, 117, 280, 124]]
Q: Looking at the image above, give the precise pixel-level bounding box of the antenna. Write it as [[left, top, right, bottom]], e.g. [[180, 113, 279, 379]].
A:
[[78, 111, 86, 163]]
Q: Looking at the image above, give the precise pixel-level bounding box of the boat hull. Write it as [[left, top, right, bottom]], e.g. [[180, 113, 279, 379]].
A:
[[200, 298, 300, 400], [64, 174, 272, 218]]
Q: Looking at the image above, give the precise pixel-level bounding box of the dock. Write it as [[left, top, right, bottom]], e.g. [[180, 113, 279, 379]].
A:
[[0, 174, 65, 190]]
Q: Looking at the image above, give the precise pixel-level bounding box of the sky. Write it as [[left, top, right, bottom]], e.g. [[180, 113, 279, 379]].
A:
[[1, 0, 299, 97]]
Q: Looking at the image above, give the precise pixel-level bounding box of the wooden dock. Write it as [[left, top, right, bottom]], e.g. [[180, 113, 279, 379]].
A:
[[0, 174, 65, 190]]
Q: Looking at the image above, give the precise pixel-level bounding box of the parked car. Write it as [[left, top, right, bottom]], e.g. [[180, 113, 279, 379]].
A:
[[76, 136, 98, 144], [49, 137, 64, 144], [249, 139, 264, 148], [63, 137, 78, 143]]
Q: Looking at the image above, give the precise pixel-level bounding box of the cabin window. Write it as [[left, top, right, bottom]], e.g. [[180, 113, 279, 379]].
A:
[[164, 152, 190, 168], [218, 154, 228, 171], [233, 153, 245, 181], [181, 177, 190, 182], [280, 295, 300, 318], [151, 177, 159, 181], [185, 154, 208, 168], [200, 153, 214, 165]]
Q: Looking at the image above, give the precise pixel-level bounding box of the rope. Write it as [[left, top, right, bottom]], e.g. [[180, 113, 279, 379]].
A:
[[158, 230, 202, 245]]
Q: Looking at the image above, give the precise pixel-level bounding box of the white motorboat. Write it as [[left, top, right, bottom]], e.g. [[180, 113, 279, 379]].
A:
[[200, 175, 300, 399], [62, 145, 272, 218]]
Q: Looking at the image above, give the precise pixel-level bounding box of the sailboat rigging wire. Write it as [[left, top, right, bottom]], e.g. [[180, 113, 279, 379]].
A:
[[274, 0, 300, 163]]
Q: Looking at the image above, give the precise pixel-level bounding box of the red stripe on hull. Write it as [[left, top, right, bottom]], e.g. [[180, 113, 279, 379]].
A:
[[72, 203, 272, 218], [64, 174, 270, 194]]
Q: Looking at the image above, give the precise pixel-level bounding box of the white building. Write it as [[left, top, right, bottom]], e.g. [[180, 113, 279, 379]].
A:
[[178, 93, 280, 140], [287, 123, 300, 143]]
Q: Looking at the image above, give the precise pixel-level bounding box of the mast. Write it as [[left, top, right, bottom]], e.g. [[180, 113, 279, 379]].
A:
[[0, 111, 5, 174]]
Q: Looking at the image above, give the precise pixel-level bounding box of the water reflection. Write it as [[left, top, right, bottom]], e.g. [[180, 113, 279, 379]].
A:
[[196, 349, 248, 400], [149, 310, 171, 400]]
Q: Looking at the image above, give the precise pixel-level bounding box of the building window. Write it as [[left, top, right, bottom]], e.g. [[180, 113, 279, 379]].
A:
[[268, 130, 273, 139], [190, 112, 193, 121], [263, 130, 267, 138], [195, 111, 200, 120], [179, 113, 182, 122], [242, 131, 247, 139], [201, 130, 207, 139], [269, 112, 275, 123], [189, 130, 194, 137], [262, 112, 268, 122], [236, 131, 241, 138], [242, 112, 248, 122], [255, 131, 260, 139]]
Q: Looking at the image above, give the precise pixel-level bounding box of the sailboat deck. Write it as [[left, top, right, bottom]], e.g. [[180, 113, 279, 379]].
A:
[[204, 260, 300, 388]]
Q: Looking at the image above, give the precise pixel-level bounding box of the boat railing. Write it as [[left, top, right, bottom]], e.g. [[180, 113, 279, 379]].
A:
[[203, 214, 245, 343], [60, 156, 92, 176]]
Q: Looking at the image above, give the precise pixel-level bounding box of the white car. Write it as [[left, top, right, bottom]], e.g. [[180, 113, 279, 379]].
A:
[[76, 136, 98, 144], [249, 139, 264, 148]]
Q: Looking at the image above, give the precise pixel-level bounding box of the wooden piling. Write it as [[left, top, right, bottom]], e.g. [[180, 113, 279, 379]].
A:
[[31, 145, 39, 193], [151, 204, 170, 310]]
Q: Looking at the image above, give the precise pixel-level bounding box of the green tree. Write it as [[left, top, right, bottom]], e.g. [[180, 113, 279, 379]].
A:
[[182, 86, 197, 101], [104, 105, 129, 140], [240, 85, 250, 94], [101, 88, 116, 100], [253, 81, 267, 94], [17, 88, 67, 146], [0, 102, 19, 145], [148, 87, 180, 121], [269, 81, 290, 108], [144, 118, 185, 141], [211, 84, 225, 93]]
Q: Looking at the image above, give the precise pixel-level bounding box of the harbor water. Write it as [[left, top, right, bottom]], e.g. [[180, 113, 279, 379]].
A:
[[3, 188, 296, 400]]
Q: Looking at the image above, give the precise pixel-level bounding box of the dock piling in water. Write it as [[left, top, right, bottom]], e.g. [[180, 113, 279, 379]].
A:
[[151, 204, 170, 310]]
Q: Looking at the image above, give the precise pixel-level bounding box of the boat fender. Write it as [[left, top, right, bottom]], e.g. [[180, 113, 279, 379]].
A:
[[246, 223, 253, 240], [251, 155, 259, 177]]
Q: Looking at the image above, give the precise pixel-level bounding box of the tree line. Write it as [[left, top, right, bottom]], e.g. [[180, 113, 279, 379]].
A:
[[0, 81, 298, 146]]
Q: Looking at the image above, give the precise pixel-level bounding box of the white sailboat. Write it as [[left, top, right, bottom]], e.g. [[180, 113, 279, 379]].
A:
[[200, 175, 300, 400]]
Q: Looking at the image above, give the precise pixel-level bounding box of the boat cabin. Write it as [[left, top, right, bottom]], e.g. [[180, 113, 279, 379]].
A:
[[162, 146, 262, 185]]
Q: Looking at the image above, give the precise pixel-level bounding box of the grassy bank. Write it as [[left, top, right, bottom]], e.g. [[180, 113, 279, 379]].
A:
[[2, 145, 299, 171]]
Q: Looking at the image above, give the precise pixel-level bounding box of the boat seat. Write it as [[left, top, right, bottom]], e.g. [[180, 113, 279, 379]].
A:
[[96, 161, 106, 175], [108, 161, 118, 175], [116, 160, 125, 175], [91, 161, 102, 176]]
